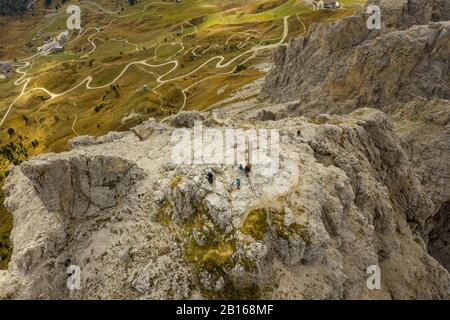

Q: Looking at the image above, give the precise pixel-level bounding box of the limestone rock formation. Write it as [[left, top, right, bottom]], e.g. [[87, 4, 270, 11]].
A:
[[260, 0, 449, 270], [0, 108, 448, 299]]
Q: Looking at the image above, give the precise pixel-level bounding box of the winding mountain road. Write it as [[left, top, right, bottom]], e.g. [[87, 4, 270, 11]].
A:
[[0, 3, 291, 128]]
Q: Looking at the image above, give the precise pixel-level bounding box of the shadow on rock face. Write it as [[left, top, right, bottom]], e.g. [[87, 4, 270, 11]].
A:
[[428, 200, 450, 272]]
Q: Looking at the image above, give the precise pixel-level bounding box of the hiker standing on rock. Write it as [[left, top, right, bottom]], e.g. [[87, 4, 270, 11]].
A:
[[207, 171, 214, 184]]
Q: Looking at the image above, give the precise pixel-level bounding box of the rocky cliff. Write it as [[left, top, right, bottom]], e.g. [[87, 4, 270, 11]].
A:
[[261, 0, 450, 107], [0, 108, 448, 299], [0, 0, 449, 300]]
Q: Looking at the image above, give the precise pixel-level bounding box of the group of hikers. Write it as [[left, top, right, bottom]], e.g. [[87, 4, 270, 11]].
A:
[[206, 163, 252, 190]]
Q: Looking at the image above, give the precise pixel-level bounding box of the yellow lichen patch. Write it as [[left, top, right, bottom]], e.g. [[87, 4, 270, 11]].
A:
[[170, 175, 183, 189], [241, 208, 268, 241]]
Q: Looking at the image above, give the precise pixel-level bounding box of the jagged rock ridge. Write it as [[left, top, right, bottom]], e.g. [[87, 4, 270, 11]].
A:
[[0, 108, 448, 299], [0, 0, 449, 300]]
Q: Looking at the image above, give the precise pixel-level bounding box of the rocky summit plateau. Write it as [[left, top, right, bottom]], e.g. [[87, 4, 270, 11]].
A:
[[0, 0, 448, 300]]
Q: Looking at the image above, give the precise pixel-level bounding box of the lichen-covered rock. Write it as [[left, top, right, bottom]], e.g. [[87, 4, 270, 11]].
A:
[[228, 241, 272, 286], [167, 111, 205, 128], [166, 174, 206, 223]]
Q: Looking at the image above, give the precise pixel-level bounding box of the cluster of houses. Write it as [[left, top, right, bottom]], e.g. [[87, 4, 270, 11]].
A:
[[0, 63, 13, 80], [37, 31, 69, 56]]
